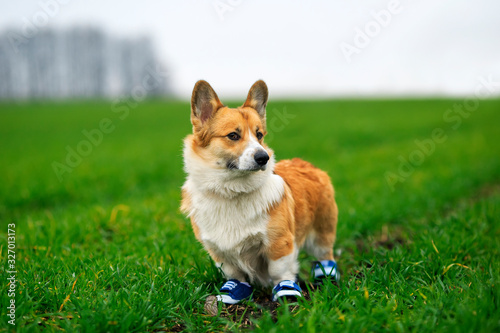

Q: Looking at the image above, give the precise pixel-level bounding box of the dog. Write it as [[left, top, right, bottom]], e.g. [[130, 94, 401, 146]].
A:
[[181, 80, 339, 304]]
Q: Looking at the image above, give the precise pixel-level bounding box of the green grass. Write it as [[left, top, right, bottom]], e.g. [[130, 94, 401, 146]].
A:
[[1, 98, 499, 332]]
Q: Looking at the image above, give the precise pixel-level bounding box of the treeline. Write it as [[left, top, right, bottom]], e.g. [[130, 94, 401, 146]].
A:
[[0, 27, 170, 99]]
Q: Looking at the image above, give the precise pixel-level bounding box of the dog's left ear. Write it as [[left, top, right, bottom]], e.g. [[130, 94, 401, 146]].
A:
[[243, 80, 268, 122]]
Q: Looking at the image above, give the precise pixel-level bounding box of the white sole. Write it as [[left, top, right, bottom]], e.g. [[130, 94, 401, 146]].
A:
[[272, 290, 302, 302], [216, 294, 250, 304]]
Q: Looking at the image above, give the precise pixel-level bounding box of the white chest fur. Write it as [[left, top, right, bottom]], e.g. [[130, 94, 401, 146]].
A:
[[182, 138, 285, 283], [183, 173, 284, 250]]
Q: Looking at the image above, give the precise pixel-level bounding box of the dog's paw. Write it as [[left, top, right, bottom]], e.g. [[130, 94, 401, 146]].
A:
[[312, 260, 340, 284], [272, 280, 302, 302], [216, 279, 253, 305]]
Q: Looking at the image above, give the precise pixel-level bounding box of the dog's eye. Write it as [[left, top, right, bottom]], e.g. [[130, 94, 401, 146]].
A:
[[256, 131, 263, 140], [227, 132, 240, 141]]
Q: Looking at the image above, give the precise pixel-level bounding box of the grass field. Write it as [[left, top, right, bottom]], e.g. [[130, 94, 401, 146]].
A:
[[1, 98, 500, 332]]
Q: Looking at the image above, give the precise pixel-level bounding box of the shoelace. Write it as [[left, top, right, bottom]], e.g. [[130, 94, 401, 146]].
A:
[[221, 281, 238, 290], [277, 280, 297, 289], [274, 280, 301, 292]]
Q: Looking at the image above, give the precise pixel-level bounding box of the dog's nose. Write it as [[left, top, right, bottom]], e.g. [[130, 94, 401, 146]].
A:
[[254, 150, 269, 166]]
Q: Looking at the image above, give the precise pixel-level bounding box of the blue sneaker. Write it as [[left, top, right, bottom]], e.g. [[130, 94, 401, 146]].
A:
[[272, 280, 302, 302], [216, 279, 253, 304], [312, 260, 340, 281]]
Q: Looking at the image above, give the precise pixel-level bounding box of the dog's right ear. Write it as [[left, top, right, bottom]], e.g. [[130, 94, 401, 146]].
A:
[[191, 80, 224, 130]]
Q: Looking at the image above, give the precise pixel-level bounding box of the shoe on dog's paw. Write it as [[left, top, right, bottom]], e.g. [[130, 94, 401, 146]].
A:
[[272, 280, 302, 302], [312, 260, 340, 282], [215, 279, 253, 304]]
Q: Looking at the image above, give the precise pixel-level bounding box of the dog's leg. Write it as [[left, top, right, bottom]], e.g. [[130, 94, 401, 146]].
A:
[[266, 188, 303, 300], [204, 246, 248, 282], [216, 261, 247, 282], [307, 199, 338, 261], [268, 245, 302, 301], [215, 261, 254, 304], [307, 200, 340, 281], [268, 246, 299, 284], [303, 231, 335, 261]]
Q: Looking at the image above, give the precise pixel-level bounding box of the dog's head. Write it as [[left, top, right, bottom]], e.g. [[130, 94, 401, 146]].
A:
[[188, 80, 272, 172]]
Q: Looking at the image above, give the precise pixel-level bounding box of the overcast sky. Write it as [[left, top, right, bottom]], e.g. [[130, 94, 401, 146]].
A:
[[1, 0, 500, 98]]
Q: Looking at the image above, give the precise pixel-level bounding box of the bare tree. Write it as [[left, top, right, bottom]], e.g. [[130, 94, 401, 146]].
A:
[[0, 27, 170, 99]]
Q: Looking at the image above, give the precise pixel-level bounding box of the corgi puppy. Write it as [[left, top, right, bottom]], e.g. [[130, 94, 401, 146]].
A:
[[181, 80, 339, 303]]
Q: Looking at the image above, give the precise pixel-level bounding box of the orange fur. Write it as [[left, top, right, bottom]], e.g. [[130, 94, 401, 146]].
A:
[[266, 185, 296, 261], [273, 159, 337, 260]]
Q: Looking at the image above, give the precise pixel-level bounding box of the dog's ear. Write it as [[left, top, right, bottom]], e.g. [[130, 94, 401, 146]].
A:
[[243, 80, 268, 121], [191, 80, 224, 129]]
